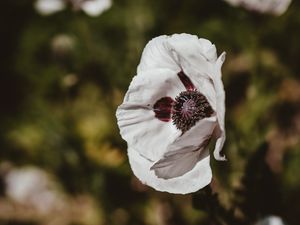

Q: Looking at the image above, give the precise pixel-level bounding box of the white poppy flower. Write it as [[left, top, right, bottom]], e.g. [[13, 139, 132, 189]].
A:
[[224, 0, 292, 16], [116, 34, 226, 194], [4, 167, 65, 213], [35, 0, 112, 16]]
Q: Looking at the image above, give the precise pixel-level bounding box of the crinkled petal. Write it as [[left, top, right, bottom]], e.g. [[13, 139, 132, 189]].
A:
[[168, 116, 217, 151], [165, 34, 216, 81], [137, 36, 180, 74], [81, 0, 112, 17], [167, 33, 217, 63], [137, 34, 217, 75], [151, 116, 217, 179], [128, 146, 212, 194], [212, 52, 226, 160], [116, 69, 185, 161], [150, 148, 206, 179]]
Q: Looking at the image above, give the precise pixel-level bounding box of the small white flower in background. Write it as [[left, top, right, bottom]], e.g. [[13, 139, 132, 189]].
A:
[[80, 0, 112, 17], [4, 166, 65, 214], [35, 0, 65, 15], [35, 0, 112, 17], [224, 0, 292, 16], [116, 33, 226, 194], [255, 216, 286, 225]]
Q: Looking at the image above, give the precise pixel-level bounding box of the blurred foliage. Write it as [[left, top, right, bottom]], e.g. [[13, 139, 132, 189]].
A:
[[0, 0, 300, 225]]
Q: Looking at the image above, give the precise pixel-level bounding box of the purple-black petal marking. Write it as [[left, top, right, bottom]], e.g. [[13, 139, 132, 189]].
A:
[[153, 97, 174, 122], [177, 71, 195, 91]]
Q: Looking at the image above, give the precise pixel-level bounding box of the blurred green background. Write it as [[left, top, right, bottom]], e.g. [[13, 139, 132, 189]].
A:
[[0, 0, 300, 225]]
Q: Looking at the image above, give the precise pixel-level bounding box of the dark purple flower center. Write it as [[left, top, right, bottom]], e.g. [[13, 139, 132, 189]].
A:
[[153, 71, 214, 132], [172, 90, 214, 132]]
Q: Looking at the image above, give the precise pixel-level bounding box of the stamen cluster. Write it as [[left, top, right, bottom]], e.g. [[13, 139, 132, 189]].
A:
[[172, 90, 214, 132]]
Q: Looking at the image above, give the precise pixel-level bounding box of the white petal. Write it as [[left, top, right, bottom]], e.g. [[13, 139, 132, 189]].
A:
[[128, 146, 212, 194], [137, 34, 217, 75], [151, 148, 208, 179], [81, 0, 112, 17], [213, 125, 226, 160], [165, 34, 216, 79], [167, 34, 217, 63], [137, 36, 180, 74], [35, 0, 65, 15], [190, 71, 218, 111], [167, 116, 217, 152], [151, 116, 217, 179], [212, 52, 226, 160], [116, 69, 185, 161]]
